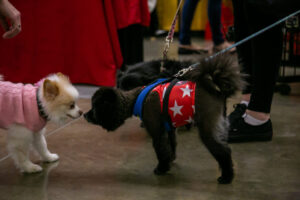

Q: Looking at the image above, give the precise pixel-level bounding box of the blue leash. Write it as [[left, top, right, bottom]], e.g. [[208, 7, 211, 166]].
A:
[[174, 9, 300, 77]]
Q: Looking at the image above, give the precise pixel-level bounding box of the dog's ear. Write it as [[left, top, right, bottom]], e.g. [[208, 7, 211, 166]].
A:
[[92, 87, 126, 131], [43, 79, 59, 101], [56, 72, 70, 82]]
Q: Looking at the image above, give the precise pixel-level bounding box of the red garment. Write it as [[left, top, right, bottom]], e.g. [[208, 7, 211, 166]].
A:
[[152, 81, 196, 128], [0, 0, 148, 86]]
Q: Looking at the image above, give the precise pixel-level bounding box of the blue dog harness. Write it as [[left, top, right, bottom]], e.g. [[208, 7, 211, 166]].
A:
[[133, 78, 179, 132], [133, 78, 168, 120]]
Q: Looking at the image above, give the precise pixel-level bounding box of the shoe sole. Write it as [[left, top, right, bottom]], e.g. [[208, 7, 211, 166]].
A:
[[228, 132, 272, 143]]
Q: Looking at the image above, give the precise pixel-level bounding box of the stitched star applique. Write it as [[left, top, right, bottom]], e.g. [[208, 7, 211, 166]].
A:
[[180, 85, 193, 98], [185, 116, 194, 124], [170, 100, 183, 117]]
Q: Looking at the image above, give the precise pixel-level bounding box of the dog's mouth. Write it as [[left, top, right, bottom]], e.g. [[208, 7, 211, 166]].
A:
[[67, 114, 79, 119]]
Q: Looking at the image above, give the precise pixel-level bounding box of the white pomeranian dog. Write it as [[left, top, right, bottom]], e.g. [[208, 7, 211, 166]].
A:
[[0, 73, 82, 173]]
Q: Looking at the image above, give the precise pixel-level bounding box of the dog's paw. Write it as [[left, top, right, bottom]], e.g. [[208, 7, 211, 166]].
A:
[[22, 163, 43, 173], [217, 175, 233, 184], [170, 154, 176, 162], [154, 163, 170, 175], [43, 153, 59, 163]]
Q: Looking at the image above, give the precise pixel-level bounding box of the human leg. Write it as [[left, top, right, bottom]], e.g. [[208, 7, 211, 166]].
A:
[[228, 0, 284, 142], [178, 0, 209, 54], [208, 0, 236, 52], [208, 0, 223, 46], [179, 0, 200, 45], [228, 0, 252, 125]]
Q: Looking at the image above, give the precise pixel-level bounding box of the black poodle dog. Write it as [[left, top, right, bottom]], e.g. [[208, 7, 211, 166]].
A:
[[85, 55, 243, 184]]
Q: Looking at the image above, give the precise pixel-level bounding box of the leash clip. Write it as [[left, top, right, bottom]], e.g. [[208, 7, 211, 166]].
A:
[[174, 67, 191, 78]]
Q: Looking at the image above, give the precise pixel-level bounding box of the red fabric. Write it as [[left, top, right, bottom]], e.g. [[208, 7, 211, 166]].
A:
[[0, 0, 126, 86], [152, 81, 196, 128], [111, 0, 150, 29]]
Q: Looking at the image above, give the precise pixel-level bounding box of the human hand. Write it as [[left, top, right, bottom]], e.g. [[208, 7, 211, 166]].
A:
[[0, 0, 21, 39]]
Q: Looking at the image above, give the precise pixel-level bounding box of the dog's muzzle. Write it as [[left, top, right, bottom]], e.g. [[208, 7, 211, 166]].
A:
[[84, 110, 96, 124]]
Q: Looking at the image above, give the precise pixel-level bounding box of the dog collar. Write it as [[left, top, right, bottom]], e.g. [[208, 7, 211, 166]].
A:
[[36, 89, 49, 121]]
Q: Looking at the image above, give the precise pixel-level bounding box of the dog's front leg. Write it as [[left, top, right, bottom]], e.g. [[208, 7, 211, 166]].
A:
[[7, 125, 43, 173], [143, 92, 174, 175], [168, 130, 177, 162], [151, 129, 175, 175], [33, 128, 59, 163]]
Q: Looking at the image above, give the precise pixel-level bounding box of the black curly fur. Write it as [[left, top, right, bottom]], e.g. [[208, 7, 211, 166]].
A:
[[85, 87, 142, 131], [85, 55, 242, 184], [182, 55, 244, 98], [117, 59, 194, 90]]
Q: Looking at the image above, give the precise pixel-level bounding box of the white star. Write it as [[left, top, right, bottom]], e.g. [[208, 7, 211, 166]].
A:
[[169, 100, 183, 117], [185, 116, 194, 124], [192, 105, 195, 113], [180, 85, 193, 98]]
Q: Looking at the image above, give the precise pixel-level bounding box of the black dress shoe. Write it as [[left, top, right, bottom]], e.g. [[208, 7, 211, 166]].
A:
[[228, 118, 273, 143], [228, 103, 247, 125], [178, 47, 208, 55]]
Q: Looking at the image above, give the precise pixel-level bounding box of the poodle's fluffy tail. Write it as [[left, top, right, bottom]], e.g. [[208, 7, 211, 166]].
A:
[[183, 54, 244, 98]]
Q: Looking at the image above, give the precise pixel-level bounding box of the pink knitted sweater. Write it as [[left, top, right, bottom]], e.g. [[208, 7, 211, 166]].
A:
[[0, 81, 46, 132]]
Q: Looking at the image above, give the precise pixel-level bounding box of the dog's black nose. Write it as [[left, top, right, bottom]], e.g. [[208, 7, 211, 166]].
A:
[[83, 112, 88, 119], [79, 110, 83, 116]]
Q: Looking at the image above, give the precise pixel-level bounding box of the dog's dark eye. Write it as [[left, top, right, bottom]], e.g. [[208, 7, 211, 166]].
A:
[[70, 103, 75, 109]]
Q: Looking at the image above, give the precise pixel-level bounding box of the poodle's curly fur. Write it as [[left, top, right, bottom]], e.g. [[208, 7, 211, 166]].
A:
[[117, 59, 195, 91], [85, 55, 243, 184]]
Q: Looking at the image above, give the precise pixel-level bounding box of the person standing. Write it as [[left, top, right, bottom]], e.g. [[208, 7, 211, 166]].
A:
[[228, 0, 300, 142]]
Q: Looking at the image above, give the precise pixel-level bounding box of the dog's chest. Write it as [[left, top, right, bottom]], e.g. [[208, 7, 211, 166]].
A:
[[152, 81, 196, 127]]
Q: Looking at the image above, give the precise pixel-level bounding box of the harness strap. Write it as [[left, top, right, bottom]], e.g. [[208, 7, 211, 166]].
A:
[[162, 78, 179, 132], [133, 78, 169, 120]]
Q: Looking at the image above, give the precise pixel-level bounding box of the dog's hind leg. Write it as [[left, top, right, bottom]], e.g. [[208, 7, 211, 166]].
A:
[[33, 128, 59, 163], [7, 125, 43, 173], [143, 92, 175, 175], [194, 89, 234, 184]]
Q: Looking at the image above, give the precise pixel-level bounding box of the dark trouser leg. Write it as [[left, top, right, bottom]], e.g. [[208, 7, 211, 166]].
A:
[[232, 0, 253, 94], [179, 0, 200, 45], [118, 24, 144, 66], [208, 0, 224, 45], [246, 2, 283, 113]]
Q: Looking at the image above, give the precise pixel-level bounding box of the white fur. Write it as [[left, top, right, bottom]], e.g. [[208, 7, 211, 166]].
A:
[[38, 74, 82, 124], [3, 73, 82, 173], [65, 85, 79, 99]]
